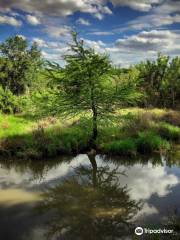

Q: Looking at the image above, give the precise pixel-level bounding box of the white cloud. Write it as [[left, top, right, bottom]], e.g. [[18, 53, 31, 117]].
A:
[[111, 0, 162, 12], [0, 0, 112, 19], [40, 29, 180, 67], [44, 26, 71, 38], [154, 0, 180, 14], [32, 38, 47, 47], [133, 203, 159, 220], [83, 38, 106, 53], [0, 15, 22, 26], [123, 13, 180, 31], [88, 31, 114, 36], [30, 28, 180, 67], [115, 30, 180, 54], [0, 0, 159, 17], [89, 29, 180, 67], [76, 18, 91, 26], [102, 29, 179, 66], [94, 12, 104, 20], [26, 15, 40, 25], [32, 38, 69, 63], [102, 5, 113, 14], [115, 0, 180, 32], [42, 51, 62, 62]]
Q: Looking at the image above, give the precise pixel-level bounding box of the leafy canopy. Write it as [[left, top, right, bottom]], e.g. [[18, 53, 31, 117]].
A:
[[0, 35, 42, 95]]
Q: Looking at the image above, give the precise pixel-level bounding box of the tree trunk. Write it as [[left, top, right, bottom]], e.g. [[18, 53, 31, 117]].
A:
[[92, 109, 97, 141], [172, 89, 175, 108], [90, 85, 98, 148]]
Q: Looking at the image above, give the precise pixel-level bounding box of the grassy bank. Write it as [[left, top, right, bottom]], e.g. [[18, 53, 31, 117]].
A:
[[0, 108, 180, 160]]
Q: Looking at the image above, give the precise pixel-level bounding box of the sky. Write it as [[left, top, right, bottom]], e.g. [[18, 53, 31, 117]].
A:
[[0, 0, 180, 67]]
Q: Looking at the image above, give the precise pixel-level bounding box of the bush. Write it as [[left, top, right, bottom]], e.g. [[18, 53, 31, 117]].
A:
[[0, 86, 20, 113], [157, 122, 180, 142], [46, 125, 91, 155], [136, 131, 170, 153], [122, 111, 154, 137], [160, 111, 180, 127], [102, 138, 137, 156]]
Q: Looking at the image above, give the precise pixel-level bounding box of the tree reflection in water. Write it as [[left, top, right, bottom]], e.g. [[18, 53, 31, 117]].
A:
[[39, 154, 141, 240]]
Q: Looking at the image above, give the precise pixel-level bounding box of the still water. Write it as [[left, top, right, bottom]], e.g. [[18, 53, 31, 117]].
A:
[[0, 154, 179, 240]]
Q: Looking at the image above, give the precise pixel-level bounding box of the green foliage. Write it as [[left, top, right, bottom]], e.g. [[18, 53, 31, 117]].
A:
[[122, 111, 154, 137], [0, 108, 179, 159], [0, 86, 19, 113], [0, 33, 179, 158], [102, 138, 137, 156], [0, 115, 92, 158], [113, 67, 143, 107], [0, 35, 42, 95], [47, 32, 141, 145], [46, 124, 91, 155], [47, 32, 112, 143], [164, 57, 180, 108], [157, 122, 180, 142], [29, 88, 61, 117], [0, 114, 33, 138], [136, 131, 170, 153], [137, 53, 180, 108], [160, 111, 180, 127]]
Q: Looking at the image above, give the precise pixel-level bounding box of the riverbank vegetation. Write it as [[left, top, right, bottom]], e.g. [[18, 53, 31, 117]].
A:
[[0, 33, 179, 160], [0, 108, 179, 159]]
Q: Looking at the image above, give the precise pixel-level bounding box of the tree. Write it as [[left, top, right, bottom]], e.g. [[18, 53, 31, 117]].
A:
[[165, 57, 180, 108], [48, 32, 141, 147], [137, 53, 169, 107], [137, 54, 180, 108], [0, 36, 42, 95]]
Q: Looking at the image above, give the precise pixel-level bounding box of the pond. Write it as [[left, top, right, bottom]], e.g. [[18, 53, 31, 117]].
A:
[[0, 154, 179, 240]]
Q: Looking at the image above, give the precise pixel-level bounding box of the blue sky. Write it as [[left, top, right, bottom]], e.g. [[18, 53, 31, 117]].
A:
[[0, 0, 180, 66]]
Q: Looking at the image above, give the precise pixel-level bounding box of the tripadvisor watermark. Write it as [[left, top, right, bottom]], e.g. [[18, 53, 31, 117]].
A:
[[135, 226, 174, 236]]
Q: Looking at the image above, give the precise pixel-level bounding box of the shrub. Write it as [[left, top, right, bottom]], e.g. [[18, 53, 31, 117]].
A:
[[160, 111, 180, 127], [136, 131, 170, 153], [122, 111, 154, 137], [102, 138, 137, 156], [0, 136, 26, 156], [0, 86, 20, 113], [46, 125, 91, 154], [157, 122, 180, 142]]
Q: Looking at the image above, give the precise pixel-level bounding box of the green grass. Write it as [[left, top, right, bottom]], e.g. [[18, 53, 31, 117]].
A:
[[156, 122, 180, 141], [102, 138, 137, 156], [136, 131, 171, 153], [0, 114, 34, 138], [0, 108, 179, 159], [102, 131, 170, 156]]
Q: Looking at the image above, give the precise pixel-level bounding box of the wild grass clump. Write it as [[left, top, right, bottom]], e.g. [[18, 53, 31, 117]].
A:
[[45, 124, 91, 156], [122, 111, 155, 137], [156, 122, 180, 142], [0, 134, 34, 158], [0, 126, 91, 159], [160, 111, 180, 127], [0, 109, 179, 159], [136, 131, 171, 154], [102, 130, 171, 156], [0, 114, 33, 138], [102, 139, 137, 156]]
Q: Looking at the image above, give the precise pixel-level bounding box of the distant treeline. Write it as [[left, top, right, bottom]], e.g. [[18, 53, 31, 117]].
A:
[[0, 35, 179, 114]]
